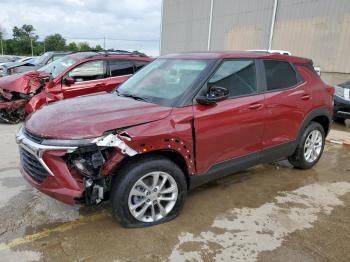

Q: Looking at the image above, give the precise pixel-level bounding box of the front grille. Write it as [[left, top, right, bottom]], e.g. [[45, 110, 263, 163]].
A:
[[20, 148, 50, 183], [23, 129, 43, 144]]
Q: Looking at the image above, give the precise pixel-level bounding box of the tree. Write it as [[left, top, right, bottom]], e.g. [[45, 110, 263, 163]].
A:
[[11, 24, 38, 55], [0, 25, 5, 39], [95, 44, 103, 51], [77, 42, 91, 51], [66, 42, 78, 51], [13, 24, 38, 41], [44, 34, 66, 51]]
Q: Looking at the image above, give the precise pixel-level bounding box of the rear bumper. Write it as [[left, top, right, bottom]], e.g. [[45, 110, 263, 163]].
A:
[[334, 95, 350, 119]]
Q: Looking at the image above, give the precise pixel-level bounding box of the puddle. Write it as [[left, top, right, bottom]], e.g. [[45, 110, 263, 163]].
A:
[[0, 170, 27, 208], [0, 248, 41, 262], [169, 182, 350, 262]]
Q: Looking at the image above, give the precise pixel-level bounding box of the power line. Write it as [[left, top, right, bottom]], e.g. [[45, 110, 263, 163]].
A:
[[36, 34, 159, 42], [2, 32, 159, 42]]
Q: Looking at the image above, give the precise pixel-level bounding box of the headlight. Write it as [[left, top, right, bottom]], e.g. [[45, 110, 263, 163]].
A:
[[335, 85, 345, 98]]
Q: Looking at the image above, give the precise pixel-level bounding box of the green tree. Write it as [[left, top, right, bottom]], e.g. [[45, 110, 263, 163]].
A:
[[44, 34, 66, 51], [12, 24, 38, 55], [66, 42, 78, 51], [0, 25, 5, 39], [77, 42, 91, 51], [95, 44, 103, 51]]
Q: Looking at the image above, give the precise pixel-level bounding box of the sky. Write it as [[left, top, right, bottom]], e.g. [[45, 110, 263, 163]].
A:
[[0, 0, 162, 56]]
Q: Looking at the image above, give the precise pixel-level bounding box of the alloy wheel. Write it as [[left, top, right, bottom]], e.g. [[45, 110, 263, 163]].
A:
[[304, 130, 323, 163], [128, 171, 178, 223]]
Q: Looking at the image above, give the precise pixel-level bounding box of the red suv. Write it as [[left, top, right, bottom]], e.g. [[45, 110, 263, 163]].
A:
[[16, 52, 334, 227], [0, 51, 152, 123]]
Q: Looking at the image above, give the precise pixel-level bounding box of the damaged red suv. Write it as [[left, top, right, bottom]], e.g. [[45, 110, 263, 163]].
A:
[[16, 52, 334, 227], [0, 51, 152, 123]]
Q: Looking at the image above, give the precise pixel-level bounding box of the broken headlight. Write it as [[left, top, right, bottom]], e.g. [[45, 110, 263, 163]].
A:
[[71, 150, 105, 177]]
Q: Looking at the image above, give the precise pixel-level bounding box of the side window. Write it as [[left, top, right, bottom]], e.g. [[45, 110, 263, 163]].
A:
[[263, 60, 298, 91], [68, 60, 106, 82], [208, 60, 257, 98], [108, 60, 134, 77], [134, 61, 149, 72]]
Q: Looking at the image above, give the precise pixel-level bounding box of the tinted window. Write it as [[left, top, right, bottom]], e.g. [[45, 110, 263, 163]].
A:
[[208, 60, 257, 98], [134, 61, 149, 72], [68, 60, 106, 82], [109, 60, 134, 77], [264, 60, 298, 91]]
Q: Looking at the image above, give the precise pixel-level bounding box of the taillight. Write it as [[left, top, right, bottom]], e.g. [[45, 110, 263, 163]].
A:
[[326, 85, 335, 96]]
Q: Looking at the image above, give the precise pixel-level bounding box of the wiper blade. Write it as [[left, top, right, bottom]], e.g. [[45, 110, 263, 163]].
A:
[[118, 92, 148, 102]]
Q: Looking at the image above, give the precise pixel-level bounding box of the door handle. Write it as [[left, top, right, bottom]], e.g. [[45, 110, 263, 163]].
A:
[[301, 94, 311, 100], [248, 103, 263, 110]]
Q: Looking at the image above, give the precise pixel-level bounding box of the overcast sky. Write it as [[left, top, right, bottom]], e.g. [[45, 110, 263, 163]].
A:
[[0, 0, 162, 56]]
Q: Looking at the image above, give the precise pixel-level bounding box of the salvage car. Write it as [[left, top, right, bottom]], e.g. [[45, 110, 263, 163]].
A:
[[0, 51, 152, 123], [334, 81, 350, 122], [1, 51, 70, 77], [16, 51, 334, 227]]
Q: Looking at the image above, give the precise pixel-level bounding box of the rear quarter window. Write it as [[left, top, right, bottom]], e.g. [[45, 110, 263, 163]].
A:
[[109, 60, 134, 77], [263, 60, 299, 91]]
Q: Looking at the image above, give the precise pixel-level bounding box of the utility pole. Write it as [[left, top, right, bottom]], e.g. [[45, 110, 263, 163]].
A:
[[1, 39, 3, 55], [30, 38, 34, 56], [207, 0, 214, 51], [268, 0, 278, 50], [103, 37, 106, 50], [43, 41, 46, 53]]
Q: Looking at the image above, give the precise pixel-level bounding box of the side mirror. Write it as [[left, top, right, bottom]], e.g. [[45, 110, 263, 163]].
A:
[[63, 77, 75, 86], [196, 86, 229, 105]]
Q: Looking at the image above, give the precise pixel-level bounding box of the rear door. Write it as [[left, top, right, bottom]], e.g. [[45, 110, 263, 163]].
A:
[[62, 60, 108, 98], [104, 60, 135, 91], [193, 59, 266, 174], [261, 59, 312, 150]]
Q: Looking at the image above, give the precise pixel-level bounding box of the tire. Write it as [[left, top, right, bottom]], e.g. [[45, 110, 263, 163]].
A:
[[111, 155, 187, 228], [288, 121, 325, 169]]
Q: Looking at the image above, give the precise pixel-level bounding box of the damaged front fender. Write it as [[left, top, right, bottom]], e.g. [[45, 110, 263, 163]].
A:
[[94, 134, 138, 157]]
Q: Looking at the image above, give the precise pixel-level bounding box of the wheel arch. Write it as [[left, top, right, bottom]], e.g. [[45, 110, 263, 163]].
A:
[[111, 149, 191, 189], [297, 107, 332, 142]]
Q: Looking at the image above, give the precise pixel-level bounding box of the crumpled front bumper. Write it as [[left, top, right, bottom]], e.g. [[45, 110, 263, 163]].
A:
[[16, 127, 84, 205], [0, 98, 26, 110]]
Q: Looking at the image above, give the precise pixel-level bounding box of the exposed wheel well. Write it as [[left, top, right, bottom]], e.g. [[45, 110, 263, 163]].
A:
[[311, 115, 330, 135], [112, 150, 190, 188]]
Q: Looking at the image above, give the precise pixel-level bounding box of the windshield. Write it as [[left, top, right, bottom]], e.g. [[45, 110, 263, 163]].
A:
[[35, 53, 51, 65], [38, 56, 77, 79], [117, 58, 212, 107]]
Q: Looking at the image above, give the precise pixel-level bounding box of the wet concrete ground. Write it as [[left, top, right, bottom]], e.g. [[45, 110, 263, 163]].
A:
[[0, 122, 349, 262]]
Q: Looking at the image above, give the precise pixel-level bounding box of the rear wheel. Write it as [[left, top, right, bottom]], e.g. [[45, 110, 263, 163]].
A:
[[111, 155, 187, 227], [288, 122, 325, 169]]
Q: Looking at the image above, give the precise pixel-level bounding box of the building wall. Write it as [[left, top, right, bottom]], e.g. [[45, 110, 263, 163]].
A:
[[161, 0, 350, 85]]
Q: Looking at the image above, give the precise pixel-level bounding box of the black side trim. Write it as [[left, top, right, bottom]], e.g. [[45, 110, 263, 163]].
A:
[[297, 107, 332, 139], [189, 141, 297, 189]]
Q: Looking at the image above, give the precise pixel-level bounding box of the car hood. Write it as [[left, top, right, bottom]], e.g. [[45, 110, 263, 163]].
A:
[[25, 93, 172, 139], [0, 71, 47, 93], [3, 60, 36, 69]]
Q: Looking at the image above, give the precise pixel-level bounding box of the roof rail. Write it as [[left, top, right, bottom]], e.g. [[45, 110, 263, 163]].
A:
[[70, 49, 148, 57]]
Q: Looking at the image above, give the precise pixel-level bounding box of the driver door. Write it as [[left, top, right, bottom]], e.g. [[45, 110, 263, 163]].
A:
[[62, 60, 107, 98], [193, 59, 266, 174]]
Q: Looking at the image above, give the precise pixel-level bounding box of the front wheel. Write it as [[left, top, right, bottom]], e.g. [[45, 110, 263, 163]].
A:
[[288, 122, 325, 169], [111, 155, 187, 227]]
